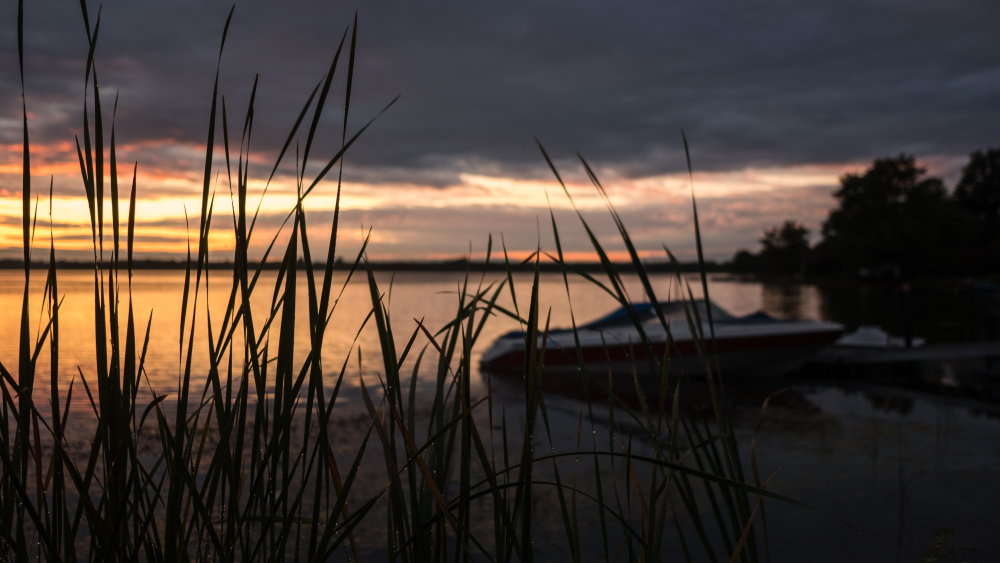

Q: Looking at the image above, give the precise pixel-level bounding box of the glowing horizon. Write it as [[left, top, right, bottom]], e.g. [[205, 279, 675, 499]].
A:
[[0, 141, 861, 262]]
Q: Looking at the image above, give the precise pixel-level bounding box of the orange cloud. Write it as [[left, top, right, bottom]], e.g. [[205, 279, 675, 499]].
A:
[[0, 144, 857, 261]]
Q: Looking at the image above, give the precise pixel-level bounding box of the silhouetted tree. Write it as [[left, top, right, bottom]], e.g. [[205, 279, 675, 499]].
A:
[[817, 154, 961, 276], [955, 149, 1000, 237], [730, 249, 759, 274], [951, 148, 1000, 273], [758, 221, 810, 275], [728, 222, 809, 276]]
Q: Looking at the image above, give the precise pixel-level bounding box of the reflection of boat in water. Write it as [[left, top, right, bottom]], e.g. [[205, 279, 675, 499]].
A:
[[480, 300, 843, 378]]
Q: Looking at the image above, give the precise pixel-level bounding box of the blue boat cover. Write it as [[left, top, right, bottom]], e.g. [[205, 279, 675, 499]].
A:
[[496, 302, 778, 340]]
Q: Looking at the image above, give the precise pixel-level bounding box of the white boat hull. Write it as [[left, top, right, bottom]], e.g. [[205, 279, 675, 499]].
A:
[[481, 317, 843, 378]]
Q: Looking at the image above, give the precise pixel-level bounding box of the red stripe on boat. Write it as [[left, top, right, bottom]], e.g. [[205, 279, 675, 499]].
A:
[[483, 329, 841, 368]]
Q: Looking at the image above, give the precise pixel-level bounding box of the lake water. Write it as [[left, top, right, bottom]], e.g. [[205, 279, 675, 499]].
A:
[[0, 269, 831, 403], [1, 269, 998, 560]]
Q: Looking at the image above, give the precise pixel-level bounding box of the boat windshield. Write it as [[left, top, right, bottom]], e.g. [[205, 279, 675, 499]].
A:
[[581, 300, 736, 329]]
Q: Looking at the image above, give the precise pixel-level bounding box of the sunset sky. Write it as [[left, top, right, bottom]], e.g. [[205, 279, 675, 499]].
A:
[[2, 0, 998, 262]]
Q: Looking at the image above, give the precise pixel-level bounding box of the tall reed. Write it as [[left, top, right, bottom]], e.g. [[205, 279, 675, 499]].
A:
[[0, 3, 823, 562]]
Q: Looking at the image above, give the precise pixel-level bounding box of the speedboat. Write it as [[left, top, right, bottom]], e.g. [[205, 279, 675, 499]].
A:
[[480, 300, 843, 378]]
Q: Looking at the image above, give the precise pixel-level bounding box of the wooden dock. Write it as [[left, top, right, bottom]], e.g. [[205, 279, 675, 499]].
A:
[[804, 341, 1000, 374], [809, 341, 1000, 365]]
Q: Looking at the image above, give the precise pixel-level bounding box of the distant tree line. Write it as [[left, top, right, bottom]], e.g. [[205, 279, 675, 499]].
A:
[[731, 149, 1000, 278]]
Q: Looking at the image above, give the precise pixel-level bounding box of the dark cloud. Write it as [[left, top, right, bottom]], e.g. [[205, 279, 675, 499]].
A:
[[3, 0, 999, 188]]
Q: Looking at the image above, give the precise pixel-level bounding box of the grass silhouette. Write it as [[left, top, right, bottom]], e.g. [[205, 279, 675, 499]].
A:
[[0, 3, 822, 561]]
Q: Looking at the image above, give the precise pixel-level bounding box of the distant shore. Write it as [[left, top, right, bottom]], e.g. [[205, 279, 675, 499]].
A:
[[4, 260, 997, 285], [0, 258, 725, 273]]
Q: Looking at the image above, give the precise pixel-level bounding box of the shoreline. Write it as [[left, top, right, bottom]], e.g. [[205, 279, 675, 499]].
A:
[[0, 258, 722, 273]]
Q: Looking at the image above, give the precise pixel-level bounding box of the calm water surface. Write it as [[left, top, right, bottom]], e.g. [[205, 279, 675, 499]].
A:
[[0, 270, 828, 403], [1, 270, 997, 560]]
